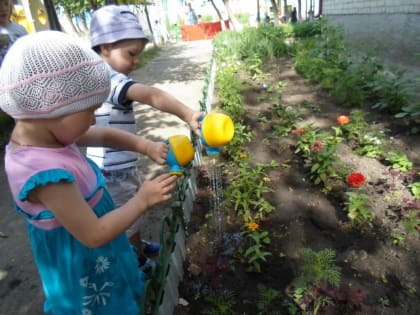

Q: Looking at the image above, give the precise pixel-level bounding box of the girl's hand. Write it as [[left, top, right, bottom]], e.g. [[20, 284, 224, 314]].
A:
[[145, 141, 168, 164], [188, 111, 204, 138], [136, 173, 177, 208]]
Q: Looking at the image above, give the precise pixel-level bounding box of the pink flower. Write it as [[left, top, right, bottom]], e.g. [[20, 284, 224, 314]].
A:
[[311, 139, 324, 152], [347, 173, 366, 188]]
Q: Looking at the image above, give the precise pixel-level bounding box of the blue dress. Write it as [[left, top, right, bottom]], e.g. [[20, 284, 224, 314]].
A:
[[4, 143, 144, 315]]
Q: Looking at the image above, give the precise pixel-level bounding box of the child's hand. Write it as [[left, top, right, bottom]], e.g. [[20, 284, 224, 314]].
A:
[[146, 141, 168, 165], [189, 111, 204, 138], [136, 173, 177, 208]]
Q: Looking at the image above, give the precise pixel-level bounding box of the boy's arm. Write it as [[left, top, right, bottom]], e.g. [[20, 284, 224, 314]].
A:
[[126, 83, 202, 137], [76, 126, 167, 164]]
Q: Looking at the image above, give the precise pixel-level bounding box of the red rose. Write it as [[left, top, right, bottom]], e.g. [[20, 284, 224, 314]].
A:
[[347, 173, 366, 188], [337, 115, 350, 125]]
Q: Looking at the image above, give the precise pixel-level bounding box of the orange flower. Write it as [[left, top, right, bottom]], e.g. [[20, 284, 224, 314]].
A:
[[295, 128, 306, 135], [240, 152, 248, 159], [337, 115, 350, 125], [347, 172, 366, 188], [248, 222, 259, 232]]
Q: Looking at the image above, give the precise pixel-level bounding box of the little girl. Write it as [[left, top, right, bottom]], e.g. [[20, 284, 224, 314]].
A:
[[0, 30, 177, 315]]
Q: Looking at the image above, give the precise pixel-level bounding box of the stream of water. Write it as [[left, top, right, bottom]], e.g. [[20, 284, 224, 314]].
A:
[[206, 156, 225, 251]]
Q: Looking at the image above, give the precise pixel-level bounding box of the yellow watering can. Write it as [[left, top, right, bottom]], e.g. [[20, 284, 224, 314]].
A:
[[200, 112, 234, 155], [166, 135, 195, 176]]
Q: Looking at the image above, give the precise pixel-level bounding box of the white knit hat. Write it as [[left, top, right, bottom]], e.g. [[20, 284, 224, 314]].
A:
[[90, 5, 149, 48], [0, 31, 110, 119]]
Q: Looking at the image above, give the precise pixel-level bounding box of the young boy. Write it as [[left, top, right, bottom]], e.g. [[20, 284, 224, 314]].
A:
[[0, 0, 27, 67], [87, 5, 202, 273]]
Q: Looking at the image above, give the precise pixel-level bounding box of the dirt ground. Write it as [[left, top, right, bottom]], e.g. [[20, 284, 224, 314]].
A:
[[174, 57, 420, 314], [0, 40, 213, 315]]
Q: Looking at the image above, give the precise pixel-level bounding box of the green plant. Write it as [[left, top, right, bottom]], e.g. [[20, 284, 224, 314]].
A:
[[241, 225, 271, 273], [292, 248, 340, 315], [275, 80, 287, 94], [204, 290, 236, 315], [256, 283, 281, 315], [312, 295, 334, 315], [401, 210, 420, 235], [272, 104, 303, 137], [244, 53, 264, 81], [385, 150, 413, 172], [294, 124, 318, 157], [345, 192, 375, 227], [224, 122, 252, 161], [296, 248, 341, 288], [258, 112, 269, 124], [224, 157, 278, 273], [409, 181, 420, 199], [295, 125, 345, 192], [213, 24, 288, 65], [378, 297, 390, 307], [392, 231, 406, 246], [354, 131, 387, 158], [403, 282, 417, 295], [368, 69, 420, 115], [224, 157, 277, 222], [292, 19, 324, 38], [216, 67, 245, 120], [339, 109, 369, 141], [309, 139, 342, 192]]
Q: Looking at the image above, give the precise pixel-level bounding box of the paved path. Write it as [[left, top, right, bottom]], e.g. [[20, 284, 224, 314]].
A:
[[0, 39, 214, 315], [133, 39, 213, 242]]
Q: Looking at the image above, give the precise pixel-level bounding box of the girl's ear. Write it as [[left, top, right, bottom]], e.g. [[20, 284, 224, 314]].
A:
[[100, 43, 113, 57]]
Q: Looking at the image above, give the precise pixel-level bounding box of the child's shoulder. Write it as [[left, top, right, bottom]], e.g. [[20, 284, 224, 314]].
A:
[[8, 22, 27, 36]]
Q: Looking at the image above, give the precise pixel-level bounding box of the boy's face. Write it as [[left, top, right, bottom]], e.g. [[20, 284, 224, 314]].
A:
[[100, 39, 147, 75]]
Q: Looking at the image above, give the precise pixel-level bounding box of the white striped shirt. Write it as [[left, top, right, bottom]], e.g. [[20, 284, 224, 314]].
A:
[[86, 66, 138, 171]]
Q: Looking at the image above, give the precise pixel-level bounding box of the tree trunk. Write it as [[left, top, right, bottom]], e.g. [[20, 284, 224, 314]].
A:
[[143, 5, 157, 48], [63, 8, 79, 34], [209, 0, 227, 30], [44, 0, 61, 31], [270, 0, 279, 24], [283, 0, 288, 19], [298, 0, 302, 20], [209, 0, 223, 21], [315, 0, 323, 17], [222, 0, 241, 31], [79, 12, 88, 32], [257, 0, 261, 23]]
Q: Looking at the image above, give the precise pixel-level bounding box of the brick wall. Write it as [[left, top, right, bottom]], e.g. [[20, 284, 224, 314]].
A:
[[322, 0, 420, 74], [323, 0, 420, 15]]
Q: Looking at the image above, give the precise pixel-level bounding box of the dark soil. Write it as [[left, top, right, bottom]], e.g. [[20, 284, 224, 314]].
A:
[[174, 56, 420, 315]]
